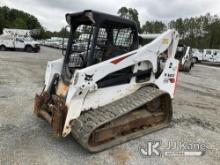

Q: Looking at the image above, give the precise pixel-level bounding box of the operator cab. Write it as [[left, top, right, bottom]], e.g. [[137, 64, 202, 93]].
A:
[[62, 10, 139, 81]]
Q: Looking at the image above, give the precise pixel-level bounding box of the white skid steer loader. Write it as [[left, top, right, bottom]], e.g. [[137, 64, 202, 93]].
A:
[[175, 44, 193, 72], [34, 10, 179, 152]]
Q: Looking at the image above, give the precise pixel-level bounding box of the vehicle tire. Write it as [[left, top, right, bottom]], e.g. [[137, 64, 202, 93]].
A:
[[34, 49, 40, 53], [192, 57, 198, 64], [0, 45, 6, 51], [25, 45, 33, 52], [191, 59, 194, 67], [183, 60, 192, 72]]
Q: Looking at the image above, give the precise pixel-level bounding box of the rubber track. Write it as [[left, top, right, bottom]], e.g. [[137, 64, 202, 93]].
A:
[[71, 86, 172, 152]]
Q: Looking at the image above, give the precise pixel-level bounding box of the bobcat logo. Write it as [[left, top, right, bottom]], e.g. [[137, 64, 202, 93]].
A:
[[85, 74, 94, 81]]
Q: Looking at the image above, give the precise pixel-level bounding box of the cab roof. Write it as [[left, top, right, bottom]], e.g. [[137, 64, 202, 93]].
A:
[[65, 10, 137, 29]]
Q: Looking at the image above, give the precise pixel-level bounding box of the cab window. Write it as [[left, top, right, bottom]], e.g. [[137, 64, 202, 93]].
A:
[[206, 50, 211, 55], [16, 38, 24, 42]]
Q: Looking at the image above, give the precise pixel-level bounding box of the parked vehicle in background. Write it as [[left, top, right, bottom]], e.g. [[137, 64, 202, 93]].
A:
[[203, 49, 220, 62], [175, 44, 193, 72], [139, 34, 193, 72], [192, 49, 220, 63], [50, 37, 63, 48], [192, 49, 203, 63], [2, 28, 31, 37], [59, 38, 68, 50], [0, 34, 40, 52], [42, 37, 63, 49]]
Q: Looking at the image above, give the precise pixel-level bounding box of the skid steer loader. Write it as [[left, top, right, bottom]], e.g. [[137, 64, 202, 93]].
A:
[[175, 44, 193, 72], [34, 10, 179, 152]]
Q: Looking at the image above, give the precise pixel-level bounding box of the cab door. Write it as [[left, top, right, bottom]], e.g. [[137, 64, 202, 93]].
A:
[[14, 38, 25, 49], [203, 50, 213, 62]]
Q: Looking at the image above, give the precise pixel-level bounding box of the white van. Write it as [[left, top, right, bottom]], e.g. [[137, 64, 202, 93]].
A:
[[0, 34, 40, 52], [192, 49, 220, 63]]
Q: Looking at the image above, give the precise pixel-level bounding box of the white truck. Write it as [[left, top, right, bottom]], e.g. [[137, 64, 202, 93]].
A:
[[192, 49, 220, 63], [0, 34, 40, 52]]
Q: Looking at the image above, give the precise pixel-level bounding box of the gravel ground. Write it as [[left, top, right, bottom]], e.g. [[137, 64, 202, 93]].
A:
[[0, 46, 220, 165]]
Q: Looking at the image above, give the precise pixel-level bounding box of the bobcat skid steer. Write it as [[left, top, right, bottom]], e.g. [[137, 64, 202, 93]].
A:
[[175, 44, 193, 72], [34, 10, 179, 152]]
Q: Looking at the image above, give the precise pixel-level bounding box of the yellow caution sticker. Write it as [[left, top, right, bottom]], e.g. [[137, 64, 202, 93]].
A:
[[162, 38, 169, 44]]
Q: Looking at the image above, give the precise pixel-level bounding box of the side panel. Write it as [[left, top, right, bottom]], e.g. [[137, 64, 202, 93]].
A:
[[0, 40, 14, 48], [155, 58, 179, 98], [82, 84, 142, 110]]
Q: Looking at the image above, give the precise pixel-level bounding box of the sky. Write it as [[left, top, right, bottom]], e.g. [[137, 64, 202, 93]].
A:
[[1, 0, 220, 31]]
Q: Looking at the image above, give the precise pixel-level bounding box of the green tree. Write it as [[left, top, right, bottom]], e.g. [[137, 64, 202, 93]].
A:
[[0, 6, 42, 34], [142, 21, 166, 33], [118, 7, 141, 32]]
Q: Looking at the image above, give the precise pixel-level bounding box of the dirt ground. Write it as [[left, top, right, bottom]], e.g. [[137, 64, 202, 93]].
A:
[[0, 46, 220, 165]]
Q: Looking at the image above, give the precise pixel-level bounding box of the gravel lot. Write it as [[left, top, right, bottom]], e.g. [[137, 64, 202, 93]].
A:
[[0, 46, 220, 165]]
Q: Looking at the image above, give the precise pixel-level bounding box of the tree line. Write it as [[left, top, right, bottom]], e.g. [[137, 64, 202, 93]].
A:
[[0, 6, 42, 34], [1, 6, 220, 49], [118, 7, 220, 49], [0, 6, 67, 39]]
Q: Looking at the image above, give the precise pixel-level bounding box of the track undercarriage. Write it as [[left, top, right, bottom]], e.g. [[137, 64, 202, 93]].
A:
[[35, 86, 172, 152]]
